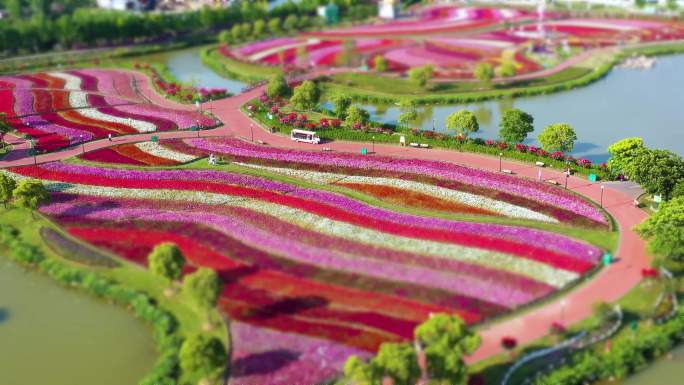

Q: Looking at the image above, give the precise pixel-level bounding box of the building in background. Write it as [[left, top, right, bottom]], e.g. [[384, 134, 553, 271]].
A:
[[379, 0, 399, 19]]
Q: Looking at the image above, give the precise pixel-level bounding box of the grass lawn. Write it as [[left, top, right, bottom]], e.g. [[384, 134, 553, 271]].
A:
[[321, 65, 594, 100], [201, 46, 282, 83]]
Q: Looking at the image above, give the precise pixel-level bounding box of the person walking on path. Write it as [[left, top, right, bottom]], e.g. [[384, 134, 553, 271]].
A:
[[107, 133, 112, 142]]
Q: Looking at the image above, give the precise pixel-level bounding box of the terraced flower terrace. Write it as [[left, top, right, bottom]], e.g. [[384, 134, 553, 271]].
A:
[[2, 136, 612, 384], [0, 69, 218, 152], [224, 6, 684, 78]]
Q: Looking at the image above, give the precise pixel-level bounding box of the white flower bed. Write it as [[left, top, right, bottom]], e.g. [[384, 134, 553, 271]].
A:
[[235, 162, 557, 223], [134, 141, 199, 163]]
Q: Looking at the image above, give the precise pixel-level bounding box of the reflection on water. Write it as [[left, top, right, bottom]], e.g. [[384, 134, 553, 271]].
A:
[[343, 54, 684, 162], [0, 257, 155, 385], [148, 46, 247, 95]]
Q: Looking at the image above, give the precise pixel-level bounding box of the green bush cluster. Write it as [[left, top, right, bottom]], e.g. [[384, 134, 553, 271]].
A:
[[534, 307, 684, 385], [0, 224, 182, 385]]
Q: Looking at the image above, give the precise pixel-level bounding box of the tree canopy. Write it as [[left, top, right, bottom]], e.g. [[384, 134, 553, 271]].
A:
[[499, 108, 534, 143], [344, 105, 370, 129], [625, 149, 684, 200], [266, 73, 289, 99], [148, 242, 186, 282], [474, 62, 494, 83], [12, 179, 49, 211], [415, 313, 481, 381], [331, 93, 352, 118], [373, 55, 387, 72], [290, 80, 320, 110], [0, 174, 17, 208], [497, 60, 517, 78], [607, 137, 646, 175], [183, 268, 223, 310], [179, 333, 227, 379], [344, 314, 478, 384], [635, 196, 684, 262], [446, 110, 479, 137], [538, 123, 577, 152], [408, 65, 434, 88], [0, 113, 13, 135]]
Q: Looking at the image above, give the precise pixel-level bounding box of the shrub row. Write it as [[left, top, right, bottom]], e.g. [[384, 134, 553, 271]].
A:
[[534, 306, 684, 385], [248, 101, 609, 179], [0, 224, 181, 385]]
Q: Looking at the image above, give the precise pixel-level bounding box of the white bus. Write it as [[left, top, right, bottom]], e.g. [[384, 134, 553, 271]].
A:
[[290, 129, 321, 144]]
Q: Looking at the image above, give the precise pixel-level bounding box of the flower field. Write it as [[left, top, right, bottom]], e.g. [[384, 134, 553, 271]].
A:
[[225, 6, 684, 78], [0, 69, 218, 152], [2, 137, 609, 384]]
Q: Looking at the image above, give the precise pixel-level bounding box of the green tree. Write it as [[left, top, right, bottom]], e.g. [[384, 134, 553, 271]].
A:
[[499, 108, 534, 143], [408, 65, 433, 88], [183, 268, 223, 310], [12, 180, 49, 211], [283, 14, 299, 31], [625, 149, 684, 200], [239, 22, 252, 38], [179, 334, 227, 380], [290, 80, 319, 110], [344, 105, 370, 129], [0, 174, 17, 208], [266, 73, 289, 98], [635, 197, 684, 262], [538, 123, 577, 152], [0, 113, 13, 135], [673, 181, 684, 198], [6, 0, 22, 20], [373, 55, 387, 72], [147, 242, 186, 282], [497, 61, 517, 78], [253, 19, 266, 37], [607, 137, 647, 175], [415, 314, 481, 382], [230, 23, 242, 42], [446, 110, 479, 137], [399, 111, 418, 129], [218, 30, 232, 44], [267, 17, 281, 34], [474, 62, 494, 83], [331, 93, 352, 118]]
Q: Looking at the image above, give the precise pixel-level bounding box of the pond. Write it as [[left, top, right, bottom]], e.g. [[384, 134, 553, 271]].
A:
[[0, 257, 156, 385], [327, 54, 684, 163], [148, 46, 248, 96]]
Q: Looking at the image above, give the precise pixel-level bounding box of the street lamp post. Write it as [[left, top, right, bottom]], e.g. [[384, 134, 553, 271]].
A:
[[499, 152, 503, 172], [565, 172, 569, 189], [600, 185, 605, 207], [250, 124, 254, 142], [560, 299, 567, 323], [80, 135, 85, 154], [196, 120, 200, 138], [372, 136, 375, 154]]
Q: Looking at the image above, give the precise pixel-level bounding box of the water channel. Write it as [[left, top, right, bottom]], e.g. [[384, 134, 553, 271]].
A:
[[332, 54, 684, 163], [0, 257, 156, 385], [149, 45, 248, 96]]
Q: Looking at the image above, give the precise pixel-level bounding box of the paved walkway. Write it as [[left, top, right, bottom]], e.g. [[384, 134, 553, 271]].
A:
[[0, 76, 651, 363]]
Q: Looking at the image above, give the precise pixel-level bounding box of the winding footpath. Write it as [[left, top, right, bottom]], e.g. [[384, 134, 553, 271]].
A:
[[0, 72, 650, 363]]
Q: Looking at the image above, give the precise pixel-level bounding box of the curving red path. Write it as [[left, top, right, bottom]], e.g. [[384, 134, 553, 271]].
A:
[[0, 72, 650, 363]]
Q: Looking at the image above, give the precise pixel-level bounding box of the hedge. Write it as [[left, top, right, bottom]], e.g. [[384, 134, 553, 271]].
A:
[[534, 306, 684, 385]]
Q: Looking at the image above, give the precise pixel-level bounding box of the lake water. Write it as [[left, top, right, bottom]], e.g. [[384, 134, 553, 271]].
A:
[[0, 257, 156, 385], [332, 54, 684, 163], [151, 46, 247, 95]]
